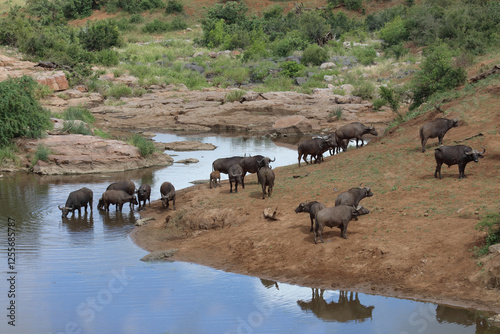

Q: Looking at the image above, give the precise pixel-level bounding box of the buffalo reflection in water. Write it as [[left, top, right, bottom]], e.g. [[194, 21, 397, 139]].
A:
[[297, 289, 374, 323], [260, 278, 279, 290], [436, 305, 494, 332]]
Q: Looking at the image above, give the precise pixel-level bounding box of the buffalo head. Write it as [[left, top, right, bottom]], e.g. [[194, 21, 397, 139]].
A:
[[465, 146, 485, 163], [58, 205, 74, 218]]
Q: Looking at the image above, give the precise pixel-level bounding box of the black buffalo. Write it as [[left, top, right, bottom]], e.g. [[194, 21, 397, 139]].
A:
[[59, 187, 93, 218], [100, 189, 138, 212], [295, 201, 326, 232], [257, 166, 275, 199], [420, 118, 458, 152], [297, 136, 335, 167], [160, 182, 176, 210], [335, 186, 373, 207], [212, 156, 245, 175], [107, 180, 136, 210], [136, 184, 151, 210], [314, 205, 370, 244], [239, 155, 275, 174], [434, 145, 485, 179], [335, 122, 378, 148], [228, 164, 244, 193]]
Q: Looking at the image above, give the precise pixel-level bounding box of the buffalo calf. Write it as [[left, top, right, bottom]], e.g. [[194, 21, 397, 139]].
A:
[[136, 184, 151, 210], [210, 171, 221, 188], [257, 167, 275, 199], [228, 164, 244, 193], [160, 182, 176, 210]]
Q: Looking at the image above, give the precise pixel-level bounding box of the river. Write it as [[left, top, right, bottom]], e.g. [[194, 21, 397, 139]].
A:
[[0, 133, 497, 333]]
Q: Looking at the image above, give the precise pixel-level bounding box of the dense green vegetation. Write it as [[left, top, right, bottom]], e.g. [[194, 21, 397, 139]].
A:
[[475, 213, 500, 256], [0, 0, 499, 147], [0, 76, 51, 147]]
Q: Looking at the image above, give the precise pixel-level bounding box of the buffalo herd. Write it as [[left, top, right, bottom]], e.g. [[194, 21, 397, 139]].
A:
[[60, 119, 485, 244]]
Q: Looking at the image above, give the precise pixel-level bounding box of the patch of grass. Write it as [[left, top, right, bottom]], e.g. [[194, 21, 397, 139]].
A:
[[0, 145, 18, 166], [129, 134, 156, 157], [225, 89, 246, 103], [56, 106, 95, 124], [62, 121, 94, 136], [94, 128, 112, 139], [474, 213, 500, 257], [32, 143, 52, 165]]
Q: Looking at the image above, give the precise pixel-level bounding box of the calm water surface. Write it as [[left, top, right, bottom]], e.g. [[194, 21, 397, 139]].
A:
[[0, 133, 497, 334]]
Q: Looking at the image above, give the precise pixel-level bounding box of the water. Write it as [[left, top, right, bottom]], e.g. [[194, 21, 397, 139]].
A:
[[0, 133, 497, 334]]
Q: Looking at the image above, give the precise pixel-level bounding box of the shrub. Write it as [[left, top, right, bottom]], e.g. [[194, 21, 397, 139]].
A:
[[166, 0, 184, 14], [410, 43, 467, 109], [95, 49, 120, 66], [474, 213, 500, 257], [281, 61, 305, 78], [379, 86, 401, 117], [301, 44, 328, 66], [78, 20, 121, 51], [372, 98, 386, 110], [379, 16, 409, 48], [130, 134, 156, 157], [0, 145, 18, 166], [143, 19, 171, 33], [225, 89, 246, 103], [104, 83, 133, 99], [352, 46, 377, 65], [129, 14, 145, 23], [385, 43, 409, 59], [170, 17, 188, 31], [352, 80, 375, 100], [0, 76, 51, 147]]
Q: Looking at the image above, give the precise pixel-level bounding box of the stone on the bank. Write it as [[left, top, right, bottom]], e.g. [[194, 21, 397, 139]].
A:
[[489, 244, 500, 254], [140, 249, 179, 262]]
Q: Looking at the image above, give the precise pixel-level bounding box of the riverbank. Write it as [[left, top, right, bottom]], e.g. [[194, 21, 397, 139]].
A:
[[131, 90, 500, 312]]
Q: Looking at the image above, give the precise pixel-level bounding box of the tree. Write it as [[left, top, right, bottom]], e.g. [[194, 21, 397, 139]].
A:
[[0, 76, 51, 147]]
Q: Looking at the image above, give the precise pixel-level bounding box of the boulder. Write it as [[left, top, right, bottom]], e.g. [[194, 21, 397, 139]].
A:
[[157, 140, 217, 151], [32, 71, 69, 91], [140, 249, 178, 262], [272, 115, 313, 135]]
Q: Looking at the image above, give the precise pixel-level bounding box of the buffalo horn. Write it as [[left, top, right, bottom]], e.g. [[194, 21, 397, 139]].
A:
[[271, 157, 276, 162], [58, 205, 63, 211], [480, 146, 486, 154], [355, 205, 362, 211], [161, 194, 166, 199], [366, 186, 371, 192], [257, 158, 263, 164]]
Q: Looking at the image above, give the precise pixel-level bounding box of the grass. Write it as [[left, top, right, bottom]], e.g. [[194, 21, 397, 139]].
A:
[[129, 134, 156, 157], [474, 213, 500, 257], [225, 89, 246, 103], [32, 144, 51, 166], [0, 145, 18, 166], [54, 106, 95, 124]]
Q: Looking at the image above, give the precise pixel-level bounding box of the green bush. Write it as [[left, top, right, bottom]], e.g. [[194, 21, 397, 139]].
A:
[[410, 43, 467, 109], [352, 46, 377, 65], [372, 98, 386, 110], [474, 213, 500, 257], [166, 0, 184, 14], [379, 16, 409, 48], [301, 44, 328, 66], [328, 0, 363, 11], [106, 0, 165, 13], [0, 76, 51, 147], [380, 86, 401, 117], [269, 31, 307, 57], [170, 17, 188, 31], [104, 83, 133, 99], [130, 134, 156, 157], [385, 43, 409, 59], [129, 14, 145, 23], [352, 80, 375, 100], [95, 49, 120, 66], [78, 20, 121, 51], [143, 19, 170, 33], [0, 145, 18, 166], [281, 61, 305, 78]]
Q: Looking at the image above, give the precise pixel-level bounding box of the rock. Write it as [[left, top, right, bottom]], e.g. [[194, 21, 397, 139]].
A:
[[295, 77, 307, 86], [175, 158, 199, 164], [489, 314, 500, 324], [114, 75, 139, 86], [272, 115, 314, 135], [25, 134, 173, 175], [320, 62, 336, 69], [157, 140, 217, 151], [264, 207, 279, 220], [489, 244, 500, 254], [324, 75, 334, 82], [32, 70, 69, 91], [135, 217, 155, 226], [184, 63, 205, 74], [140, 249, 179, 262]]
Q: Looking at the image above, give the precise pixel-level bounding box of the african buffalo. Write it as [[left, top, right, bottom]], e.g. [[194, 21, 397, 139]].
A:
[[314, 205, 370, 244], [239, 155, 275, 174], [212, 156, 245, 175], [295, 201, 326, 232], [100, 189, 138, 212], [335, 186, 373, 207], [59, 187, 93, 218], [228, 164, 244, 193], [298, 136, 335, 167], [136, 184, 151, 210], [434, 145, 485, 179], [160, 182, 176, 210], [420, 118, 458, 152], [209, 171, 221, 188], [107, 180, 136, 209], [335, 122, 378, 148], [257, 166, 275, 199]]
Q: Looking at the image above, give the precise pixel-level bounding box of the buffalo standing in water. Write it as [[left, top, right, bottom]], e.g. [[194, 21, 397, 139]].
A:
[[59, 187, 93, 218]]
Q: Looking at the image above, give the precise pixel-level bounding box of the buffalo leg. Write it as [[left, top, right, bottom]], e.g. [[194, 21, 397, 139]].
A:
[[229, 180, 233, 193], [309, 217, 314, 232], [434, 162, 443, 179], [268, 186, 272, 197], [459, 164, 466, 179], [421, 137, 428, 152]]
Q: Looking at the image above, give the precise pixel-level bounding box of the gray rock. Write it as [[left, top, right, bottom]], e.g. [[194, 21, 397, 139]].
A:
[[489, 244, 500, 254], [175, 158, 199, 164], [184, 63, 205, 74], [140, 249, 179, 262], [295, 77, 307, 86]]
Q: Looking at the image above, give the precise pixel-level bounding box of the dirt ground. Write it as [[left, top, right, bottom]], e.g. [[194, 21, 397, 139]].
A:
[[131, 79, 500, 313]]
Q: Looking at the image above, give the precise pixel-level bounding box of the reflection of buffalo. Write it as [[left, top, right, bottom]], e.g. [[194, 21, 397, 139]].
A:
[[436, 305, 490, 331], [260, 278, 279, 290], [297, 289, 374, 323]]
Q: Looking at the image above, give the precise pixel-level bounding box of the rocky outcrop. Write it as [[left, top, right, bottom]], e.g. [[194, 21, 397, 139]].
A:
[[24, 134, 173, 175], [32, 70, 69, 91], [155, 140, 217, 151]]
